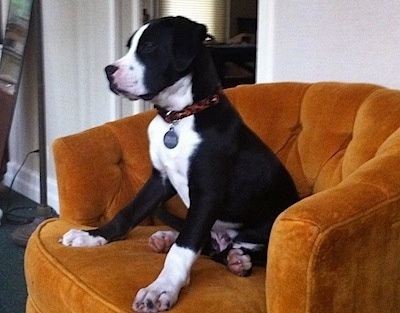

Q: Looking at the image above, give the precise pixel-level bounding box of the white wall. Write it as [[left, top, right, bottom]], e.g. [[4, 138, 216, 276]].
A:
[[3, 0, 400, 212], [257, 0, 400, 89], [3, 0, 142, 211]]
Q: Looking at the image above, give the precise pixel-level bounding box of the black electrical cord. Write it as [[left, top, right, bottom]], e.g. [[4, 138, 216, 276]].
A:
[[3, 149, 39, 225]]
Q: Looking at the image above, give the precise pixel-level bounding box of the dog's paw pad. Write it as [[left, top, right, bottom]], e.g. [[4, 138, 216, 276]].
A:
[[148, 230, 179, 253], [227, 248, 252, 276], [60, 229, 107, 247]]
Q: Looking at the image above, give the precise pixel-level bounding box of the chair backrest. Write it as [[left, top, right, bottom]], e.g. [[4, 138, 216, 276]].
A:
[[225, 82, 400, 198]]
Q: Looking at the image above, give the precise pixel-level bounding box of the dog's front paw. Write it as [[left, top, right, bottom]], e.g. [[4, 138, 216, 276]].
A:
[[227, 248, 252, 276], [60, 229, 108, 247], [148, 230, 179, 253], [133, 283, 179, 313]]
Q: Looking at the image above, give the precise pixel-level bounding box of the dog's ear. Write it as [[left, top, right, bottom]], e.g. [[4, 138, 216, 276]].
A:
[[171, 16, 207, 72]]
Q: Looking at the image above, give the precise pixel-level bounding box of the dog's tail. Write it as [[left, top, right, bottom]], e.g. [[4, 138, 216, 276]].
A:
[[154, 206, 184, 232]]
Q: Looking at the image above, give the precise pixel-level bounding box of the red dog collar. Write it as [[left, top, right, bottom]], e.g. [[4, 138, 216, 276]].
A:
[[155, 90, 223, 123]]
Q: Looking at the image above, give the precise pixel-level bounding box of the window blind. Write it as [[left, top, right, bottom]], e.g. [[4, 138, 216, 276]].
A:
[[158, 0, 227, 42]]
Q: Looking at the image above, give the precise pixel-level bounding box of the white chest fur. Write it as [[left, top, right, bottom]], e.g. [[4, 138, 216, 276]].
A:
[[148, 115, 201, 208]]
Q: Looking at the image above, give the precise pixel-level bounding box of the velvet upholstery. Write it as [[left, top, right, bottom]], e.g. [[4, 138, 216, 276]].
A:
[[25, 82, 400, 313]]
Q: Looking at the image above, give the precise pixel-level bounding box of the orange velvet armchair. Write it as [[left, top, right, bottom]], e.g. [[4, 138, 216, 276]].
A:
[[25, 82, 400, 313]]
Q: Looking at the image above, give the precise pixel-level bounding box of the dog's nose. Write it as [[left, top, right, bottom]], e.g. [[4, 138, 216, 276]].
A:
[[105, 65, 118, 78]]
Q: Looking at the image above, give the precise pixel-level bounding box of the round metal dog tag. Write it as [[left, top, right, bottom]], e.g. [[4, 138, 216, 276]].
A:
[[164, 127, 179, 149]]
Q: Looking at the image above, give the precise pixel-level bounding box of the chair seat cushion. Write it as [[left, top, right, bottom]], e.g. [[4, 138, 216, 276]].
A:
[[25, 219, 266, 313]]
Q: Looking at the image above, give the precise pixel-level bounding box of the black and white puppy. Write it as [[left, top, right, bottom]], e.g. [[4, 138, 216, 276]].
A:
[[61, 16, 298, 313]]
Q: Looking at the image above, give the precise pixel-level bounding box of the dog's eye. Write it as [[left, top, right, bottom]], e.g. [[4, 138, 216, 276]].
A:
[[140, 41, 156, 54]]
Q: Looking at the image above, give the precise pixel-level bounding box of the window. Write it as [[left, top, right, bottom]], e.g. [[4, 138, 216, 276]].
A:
[[158, 0, 227, 42]]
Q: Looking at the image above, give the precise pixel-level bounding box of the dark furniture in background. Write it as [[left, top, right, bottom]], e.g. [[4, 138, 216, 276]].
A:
[[207, 17, 257, 88], [207, 43, 256, 88]]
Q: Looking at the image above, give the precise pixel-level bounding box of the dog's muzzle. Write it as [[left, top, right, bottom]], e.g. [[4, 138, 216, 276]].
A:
[[104, 65, 155, 101]]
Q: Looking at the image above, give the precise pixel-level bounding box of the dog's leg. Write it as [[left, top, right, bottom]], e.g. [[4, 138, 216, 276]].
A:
[[61, 169, 176, 247], [148, 230, 179, 253], [133, 183, 222, 311], [133, 244, 196, 312]]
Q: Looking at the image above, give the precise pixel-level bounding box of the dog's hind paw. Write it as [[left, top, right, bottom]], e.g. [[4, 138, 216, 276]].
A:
[[60, 229, 107, 247], [227, 248, 252, 276], [148, 230, 179, 253]]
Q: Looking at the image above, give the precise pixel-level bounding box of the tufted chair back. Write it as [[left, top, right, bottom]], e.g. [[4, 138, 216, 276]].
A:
[[225, 82, 400, 198], [54, 82, 400, 227]]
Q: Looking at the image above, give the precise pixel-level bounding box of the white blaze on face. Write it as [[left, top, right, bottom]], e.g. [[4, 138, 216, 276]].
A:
[[110, 24, 149, 99]]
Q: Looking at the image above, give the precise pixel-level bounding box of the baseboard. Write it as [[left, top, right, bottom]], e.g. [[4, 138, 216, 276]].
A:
[[2, 162, 60, 213]]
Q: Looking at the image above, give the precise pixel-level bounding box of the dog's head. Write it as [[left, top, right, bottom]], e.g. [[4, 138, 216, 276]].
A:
[[105, 16, 207, 101]]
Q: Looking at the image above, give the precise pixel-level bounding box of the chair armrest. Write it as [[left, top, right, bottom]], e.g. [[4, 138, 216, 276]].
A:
[[53, 110, 156, 226], [266, 134, 400, 313]]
